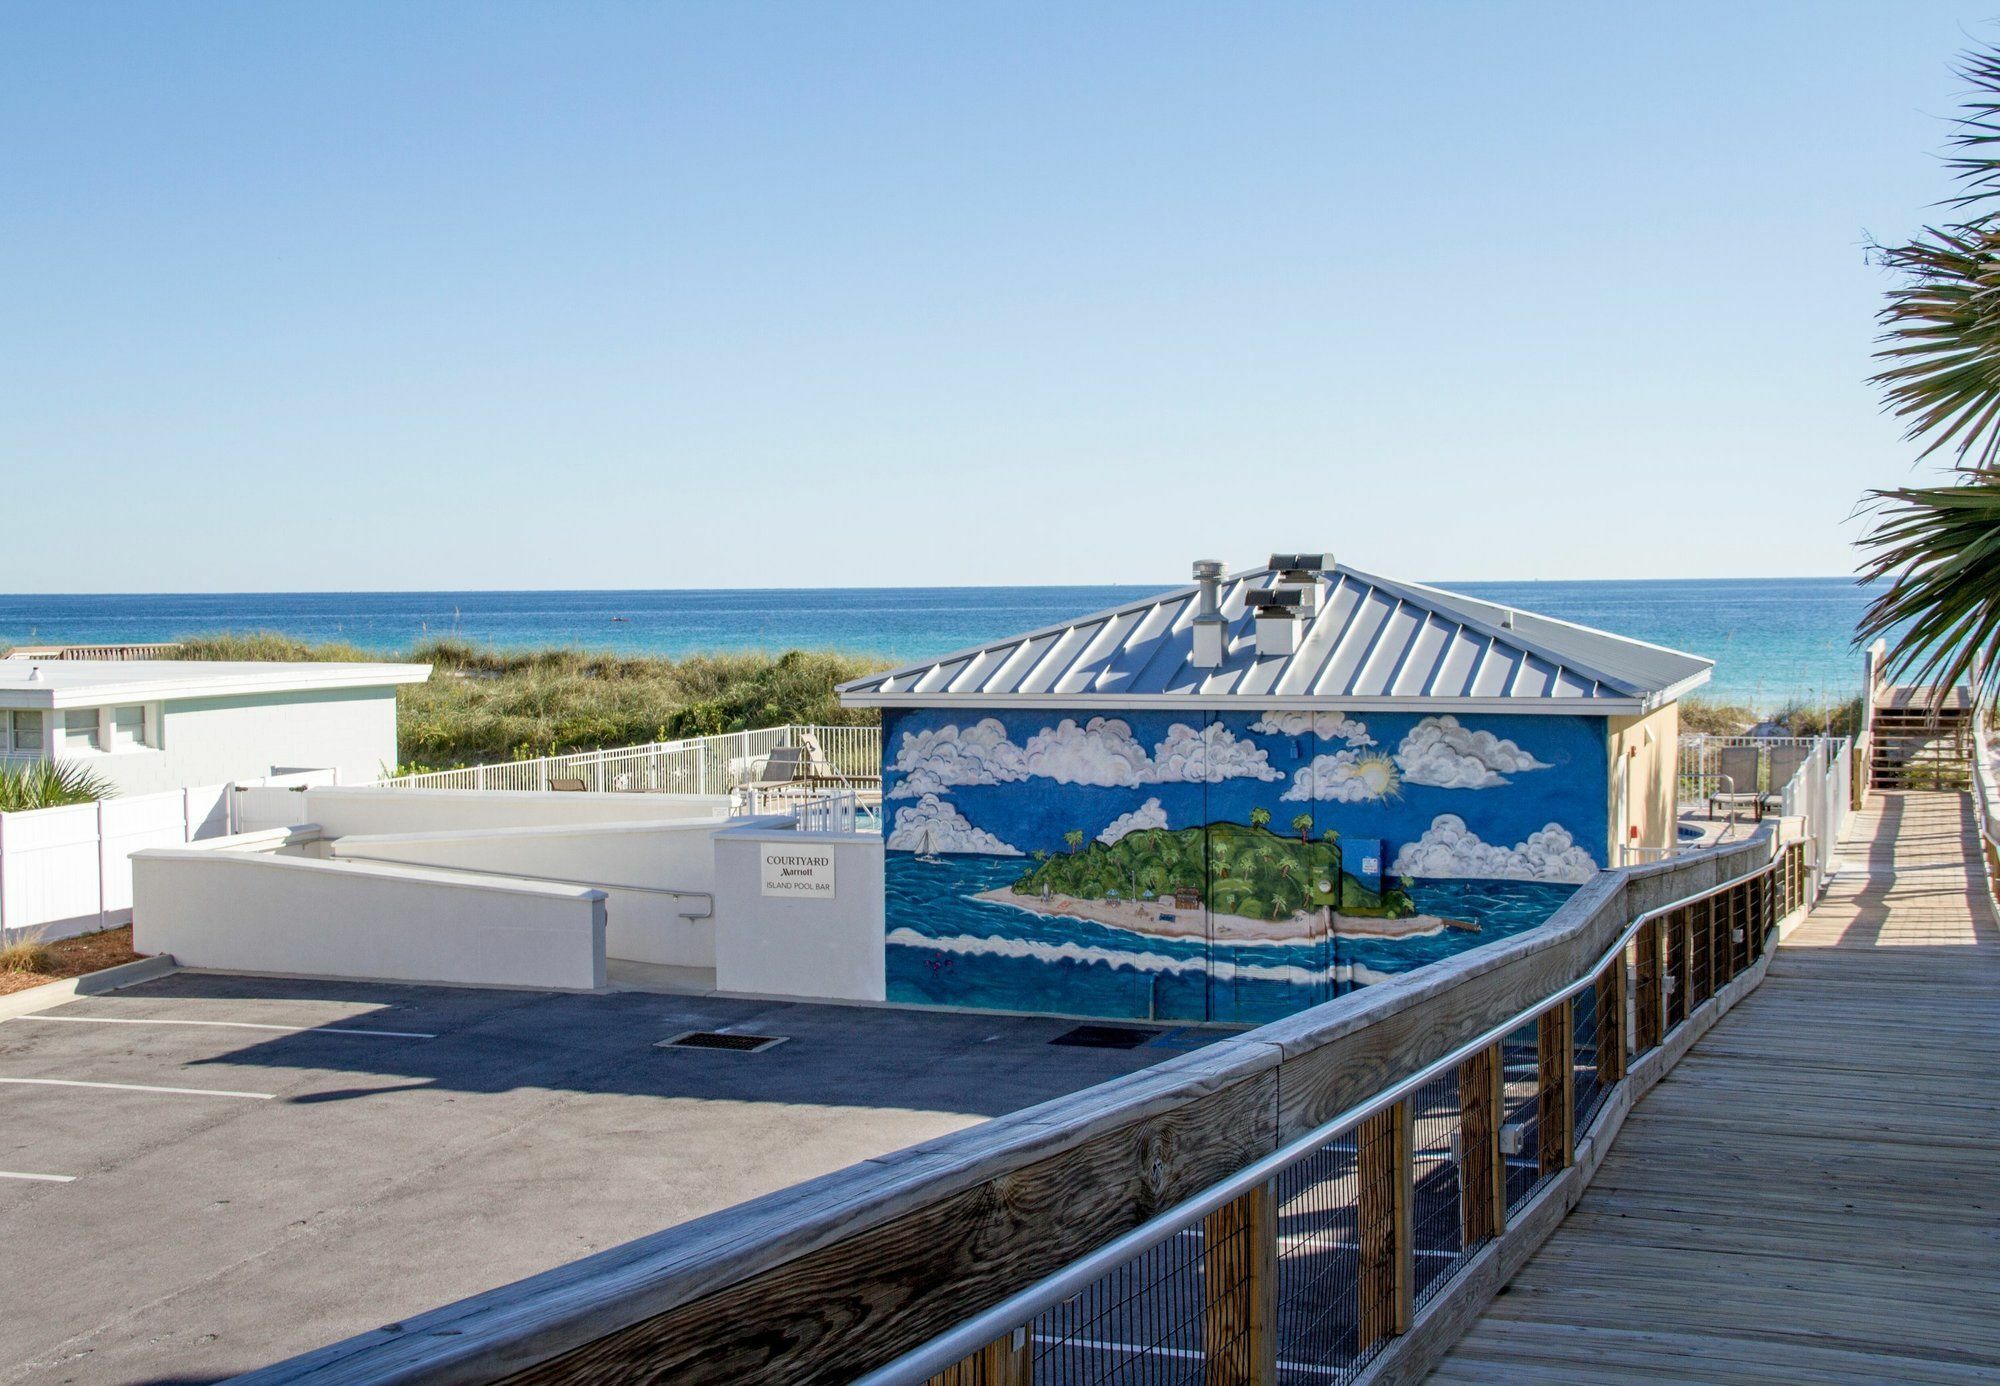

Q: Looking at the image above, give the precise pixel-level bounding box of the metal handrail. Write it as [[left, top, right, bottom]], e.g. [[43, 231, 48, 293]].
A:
[[858, 834, 1789, 1386]]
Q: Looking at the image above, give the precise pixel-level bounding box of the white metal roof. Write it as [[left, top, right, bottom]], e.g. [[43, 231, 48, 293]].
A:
[[839, 563, 1711, 715], [0, 660, 432, 710]]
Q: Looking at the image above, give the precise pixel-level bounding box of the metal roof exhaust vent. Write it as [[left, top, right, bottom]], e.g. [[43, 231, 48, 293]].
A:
[[1246, 587, 1304, 658], [1268, 552, 1331, 616], [1190, 559, 1227, 669]]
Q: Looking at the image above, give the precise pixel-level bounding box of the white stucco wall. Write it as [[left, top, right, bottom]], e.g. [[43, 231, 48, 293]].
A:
[[712, 826, 886, 1002], [68, 688, 401, 797], [328, 818, 726, 969], [132, 848, 606, 990], [260, 787, 731, 838]]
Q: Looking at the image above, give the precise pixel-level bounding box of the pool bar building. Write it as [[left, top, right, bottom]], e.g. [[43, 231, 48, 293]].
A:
[[839, 555, 1713, 1026]]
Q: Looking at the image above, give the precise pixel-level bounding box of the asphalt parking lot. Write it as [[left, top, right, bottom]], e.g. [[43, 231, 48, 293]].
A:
[[0, 972, 1212, 1385]]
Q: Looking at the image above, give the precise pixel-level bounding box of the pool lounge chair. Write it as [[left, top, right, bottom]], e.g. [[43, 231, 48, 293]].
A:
[[1760, 744, 1811, 816], [1708, 745, 1763, 820]]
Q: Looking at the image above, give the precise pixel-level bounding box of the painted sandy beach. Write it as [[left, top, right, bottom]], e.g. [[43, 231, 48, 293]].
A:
[[972, 886, 1475, 944]]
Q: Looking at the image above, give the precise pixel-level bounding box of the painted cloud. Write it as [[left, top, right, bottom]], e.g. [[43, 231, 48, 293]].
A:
[[1098, 797, 1169, 845], [1153, 723, 1285, 784], [887, 793, 1023, 856], [1023, 717, 1155, 787], [1394, 715, 1551, 789], [1249, 711, 1375, 746], [891, 716, 1282, 795], [886, 718, 1028, 799], [1390, 814, 1596, 883], [1280, 750, 1401, 803]]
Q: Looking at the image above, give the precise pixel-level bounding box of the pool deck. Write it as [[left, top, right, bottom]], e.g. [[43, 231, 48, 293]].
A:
[[1429, 790, 2000, 1382], [0, 974, 1206, 1384]]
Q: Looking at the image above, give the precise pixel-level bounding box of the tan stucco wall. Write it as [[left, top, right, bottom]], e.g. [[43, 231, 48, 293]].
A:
[[1608, 702, 1679, 864]]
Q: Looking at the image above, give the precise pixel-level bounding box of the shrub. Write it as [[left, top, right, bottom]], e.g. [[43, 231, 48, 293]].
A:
[[0, 760, 114, 812], [0, 934, 55, 974]]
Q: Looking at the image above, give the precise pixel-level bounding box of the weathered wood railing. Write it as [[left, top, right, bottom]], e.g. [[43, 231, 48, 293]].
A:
[[239, 831, 1812, 1386]]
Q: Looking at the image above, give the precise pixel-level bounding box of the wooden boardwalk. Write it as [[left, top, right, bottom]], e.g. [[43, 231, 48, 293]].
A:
[[1429, 790, 2000, 1383]]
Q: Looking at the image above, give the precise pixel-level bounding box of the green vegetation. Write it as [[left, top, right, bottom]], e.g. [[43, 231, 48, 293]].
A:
[[1679, 696, 1865, 738], [0, 933, 56, 975], [1772, 695, 1864, 740], [175, 634, 889, 770], [1677, 698, 1758, 736], [1011, 821, 1414, 922], [1861, 43, 2000, 701], [0, 760, 113, 812]]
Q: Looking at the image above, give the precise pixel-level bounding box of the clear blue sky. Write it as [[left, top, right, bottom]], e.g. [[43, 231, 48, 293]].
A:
[[1, 3, 1991, 592]]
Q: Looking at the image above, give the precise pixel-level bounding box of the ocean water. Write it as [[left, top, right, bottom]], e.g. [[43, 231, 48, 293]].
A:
[[884, 853, 1576, 1026], [0, 576, 1878, 711]]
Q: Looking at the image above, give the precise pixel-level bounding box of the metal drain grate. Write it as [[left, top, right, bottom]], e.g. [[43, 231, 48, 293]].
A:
[[657, 1031, 789, 1053], [1050, 1024, 1161, 1050]]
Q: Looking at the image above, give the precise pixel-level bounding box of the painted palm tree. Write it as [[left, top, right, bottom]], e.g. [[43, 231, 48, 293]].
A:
[[1249, 806, 1272, 831], [1862, 44, 2000, 699], [1063, 829, 1085, 855], [1291, 812, 1314, 843]]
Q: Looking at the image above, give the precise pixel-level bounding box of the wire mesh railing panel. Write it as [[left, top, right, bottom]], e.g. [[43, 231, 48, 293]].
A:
[[1571, 982, 1606, 1135], [1501, 1020, 1544, 1215], [1273, 1135, 1363, 1382], [1027, 1227, 1212, 1384], [1408, 1074, 1469, 1310]]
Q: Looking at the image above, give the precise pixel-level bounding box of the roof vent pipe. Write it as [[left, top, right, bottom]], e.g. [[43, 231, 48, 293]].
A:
[[1191, 560, 1226, 669]]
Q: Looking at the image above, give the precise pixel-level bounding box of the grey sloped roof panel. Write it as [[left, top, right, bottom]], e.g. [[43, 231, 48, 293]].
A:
[[839, 562, 1712, 708]]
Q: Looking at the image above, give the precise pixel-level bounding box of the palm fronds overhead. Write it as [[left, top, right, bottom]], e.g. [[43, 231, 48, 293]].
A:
[[1863, 44, 2000, 695], [1857, 474, 2000, 701]]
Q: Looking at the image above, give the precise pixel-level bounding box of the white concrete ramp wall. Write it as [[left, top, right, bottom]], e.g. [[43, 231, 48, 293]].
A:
[[328, 819, 724, 970], [132, 849, 606, 990], [253, 787, 731, 838]]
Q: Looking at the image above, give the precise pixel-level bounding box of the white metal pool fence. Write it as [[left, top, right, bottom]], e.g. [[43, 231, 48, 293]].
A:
[[1678, 734, 1851, 888], [375, 723, 882, 799]]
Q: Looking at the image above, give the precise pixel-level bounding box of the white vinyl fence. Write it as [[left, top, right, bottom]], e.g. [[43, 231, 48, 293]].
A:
[[0, 771, 332, 943], [1678, 733, 1851, 893], [377, 724, 881, 797]]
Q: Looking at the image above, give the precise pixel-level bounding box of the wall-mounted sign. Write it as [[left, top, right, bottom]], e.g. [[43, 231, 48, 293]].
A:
[[761, 845, 836, 899]]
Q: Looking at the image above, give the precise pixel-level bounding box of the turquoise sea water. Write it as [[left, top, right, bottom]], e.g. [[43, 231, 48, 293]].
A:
[[0, 576, 1879, 711]]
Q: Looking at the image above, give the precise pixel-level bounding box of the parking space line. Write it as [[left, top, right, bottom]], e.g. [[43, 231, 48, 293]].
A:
[[8, 1015, 436, 1040], [0, 1170, 75, 1183], [0, 1077, 275, 1100]]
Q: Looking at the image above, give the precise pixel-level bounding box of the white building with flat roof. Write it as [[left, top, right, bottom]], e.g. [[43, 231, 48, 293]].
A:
[[0, 660, 431, 795]]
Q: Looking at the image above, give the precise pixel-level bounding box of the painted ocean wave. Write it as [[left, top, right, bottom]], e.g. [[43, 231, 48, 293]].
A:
[[885, 925, 1391, 987], [884, 851, 1575, 1023]]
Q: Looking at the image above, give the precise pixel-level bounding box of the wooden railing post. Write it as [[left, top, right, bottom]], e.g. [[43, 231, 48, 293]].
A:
[[1457, 1043, 1506, 1245], [1356, 1101, 1412, 1354], [1596, 953, 1626, 1085], [1633, 917, 1663, 1055], [1203, 1180, 1276, 1385], [927, 1328, 1031, 1386], [1537, 1001, 1575, 1174], [1690, 898, 1711, 1002]]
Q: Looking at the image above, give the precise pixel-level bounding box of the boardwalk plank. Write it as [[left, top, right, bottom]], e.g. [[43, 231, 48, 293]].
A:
[[1428, 791, 2000, 1383]]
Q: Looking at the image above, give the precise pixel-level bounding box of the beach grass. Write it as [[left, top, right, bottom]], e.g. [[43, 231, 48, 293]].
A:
[[1678, 694, 1865, 738], [175, 634, 889, 771]]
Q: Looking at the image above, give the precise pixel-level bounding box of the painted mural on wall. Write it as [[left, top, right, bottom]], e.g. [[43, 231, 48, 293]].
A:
[[882, 708, 1603, 1025]]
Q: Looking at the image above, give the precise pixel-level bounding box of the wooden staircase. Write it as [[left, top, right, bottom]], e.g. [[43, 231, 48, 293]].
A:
[[1868, 684, 1974, 789]]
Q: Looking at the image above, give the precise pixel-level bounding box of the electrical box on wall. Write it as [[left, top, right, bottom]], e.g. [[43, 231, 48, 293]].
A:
[[1343, 837, 1385, 897]]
